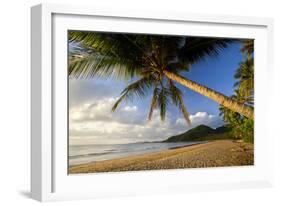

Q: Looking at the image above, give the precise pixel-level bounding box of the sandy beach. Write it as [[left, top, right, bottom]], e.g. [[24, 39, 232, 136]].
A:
[[69, 140, 254, 174]]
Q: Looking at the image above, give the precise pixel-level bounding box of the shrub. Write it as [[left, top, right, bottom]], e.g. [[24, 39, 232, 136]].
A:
[[229, 118, 254, 143]]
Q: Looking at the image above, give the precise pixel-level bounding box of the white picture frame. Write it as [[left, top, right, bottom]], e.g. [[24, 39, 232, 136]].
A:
[[31, 3, 274, 202]]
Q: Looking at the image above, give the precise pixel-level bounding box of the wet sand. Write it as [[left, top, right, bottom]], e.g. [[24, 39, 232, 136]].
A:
[[69, 140, 254, 174]]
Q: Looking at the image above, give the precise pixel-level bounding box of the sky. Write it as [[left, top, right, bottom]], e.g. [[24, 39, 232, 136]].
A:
[[69, 40, 243, 145]]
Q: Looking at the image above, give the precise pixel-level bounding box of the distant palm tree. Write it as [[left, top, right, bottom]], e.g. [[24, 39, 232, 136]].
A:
[[219, 39, 254, 123], [234, 57, 254, 102], [240, 39, 254, 57], [219, 89, 253, 123], [68, 32, 254, 124]]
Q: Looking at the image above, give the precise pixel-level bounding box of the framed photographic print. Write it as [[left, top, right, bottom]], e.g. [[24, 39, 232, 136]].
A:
[[31, 3, 274, 201]]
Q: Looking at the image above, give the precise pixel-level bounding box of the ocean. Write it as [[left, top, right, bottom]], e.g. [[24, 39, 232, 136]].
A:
[[69, 141, 203, 166]]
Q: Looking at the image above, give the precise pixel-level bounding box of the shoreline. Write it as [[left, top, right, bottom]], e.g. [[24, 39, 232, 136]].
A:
[[167, 141, 208, 150], [69, 141, 207, 167], [69, 140, 254, 174]]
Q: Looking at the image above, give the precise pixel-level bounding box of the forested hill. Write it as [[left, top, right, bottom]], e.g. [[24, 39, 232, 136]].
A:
[[163, 125, 231, 142]]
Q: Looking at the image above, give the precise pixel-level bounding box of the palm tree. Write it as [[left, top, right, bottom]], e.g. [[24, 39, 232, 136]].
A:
[[219, 39, 254, 142], [219, 89, 252, 123], [234, 57, 254, 103], [240, 39, 254, 57], [68, 31, 254, 123]]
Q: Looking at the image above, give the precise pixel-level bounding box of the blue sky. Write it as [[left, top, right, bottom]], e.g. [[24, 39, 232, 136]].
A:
[[69, 40, 243, 145], [111, 42, 243, 123], [179, 42, 242, 115]]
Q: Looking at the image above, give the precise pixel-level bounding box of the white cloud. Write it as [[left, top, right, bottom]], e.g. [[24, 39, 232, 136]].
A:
[[122, 106, 138, 112], [69, 79, 124, 108], [69, 97, 223, 145], [176, 112, 223, 129]]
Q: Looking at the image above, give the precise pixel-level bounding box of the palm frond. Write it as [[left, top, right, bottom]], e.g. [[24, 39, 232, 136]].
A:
[[166, 62, 190, 73], [69, 31, 144, 62], [158, 87, 168, 121], [111, 76, 154, 111], [179, 38, 236, 64], [169, 80, 191, 125], [234, 57, 254, 102], [148, 86, 159, 120], [69, 54, 141, 80], [240, 39, 254, 55], [69, 31, 145, 79], [111, 93, 127, 112]]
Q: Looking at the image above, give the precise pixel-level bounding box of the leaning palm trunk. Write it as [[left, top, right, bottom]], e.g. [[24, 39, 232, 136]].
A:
[[163, 70, 254, 119]]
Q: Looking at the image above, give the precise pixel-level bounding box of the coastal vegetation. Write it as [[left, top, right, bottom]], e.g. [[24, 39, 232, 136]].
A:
[[219, 40, 254, 143]]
